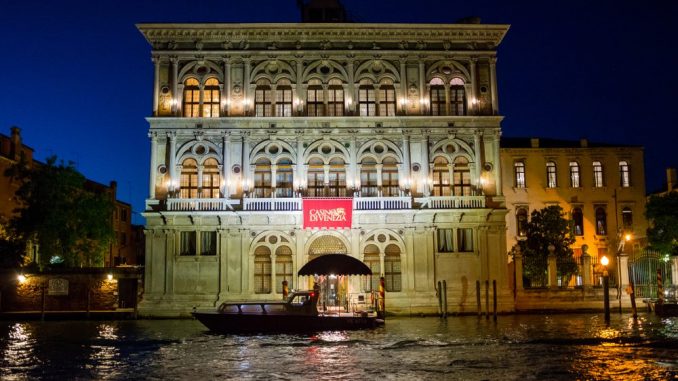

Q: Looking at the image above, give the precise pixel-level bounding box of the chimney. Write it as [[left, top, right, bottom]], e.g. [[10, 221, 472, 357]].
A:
[[668, 168, 677, 192], [580, 138, 588, 148], [530, 138, 539, 148], [10, 126, 21, 160]]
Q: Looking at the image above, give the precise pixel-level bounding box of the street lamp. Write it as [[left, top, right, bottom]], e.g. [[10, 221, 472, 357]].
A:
[[601, 255, 610, 323]]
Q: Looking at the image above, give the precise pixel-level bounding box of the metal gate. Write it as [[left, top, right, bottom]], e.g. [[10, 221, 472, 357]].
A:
[[629, 250, 673, 299]]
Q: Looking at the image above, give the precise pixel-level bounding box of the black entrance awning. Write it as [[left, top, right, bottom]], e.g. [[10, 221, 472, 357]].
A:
[[297, 254, 372, 276]]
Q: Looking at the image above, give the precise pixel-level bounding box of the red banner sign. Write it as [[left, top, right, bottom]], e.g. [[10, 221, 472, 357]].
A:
[[302, 198, 353, 229]]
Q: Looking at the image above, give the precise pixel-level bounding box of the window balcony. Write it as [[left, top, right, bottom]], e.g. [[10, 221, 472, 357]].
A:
[[353, 196, 412, 210], [166, 198, 239, 211], [243, 197, 302, 211], [415, 195, 486, 209]]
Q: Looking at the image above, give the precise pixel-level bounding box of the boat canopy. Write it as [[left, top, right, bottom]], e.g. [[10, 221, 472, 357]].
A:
[[297, 254, 372, 276]]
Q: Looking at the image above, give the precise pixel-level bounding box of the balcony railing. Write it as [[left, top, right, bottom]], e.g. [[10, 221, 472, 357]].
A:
[[166, 198, 239, 211], [353, 196, 412, 210], [415, 195, 486, 209], [243, 197, 302, 211]]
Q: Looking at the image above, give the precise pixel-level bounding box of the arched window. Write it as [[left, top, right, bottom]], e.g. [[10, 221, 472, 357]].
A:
[[360, 157, 378, 197], [453, 156, 471, 196], [202, 158, 220, 198], [619, 161, 630, 187], [363, 244, 380, 292], [202, 78, 220, 117], [622, 207, 633, 229], [514, 161, 526, 188], [254, 158, 272, 198], [572, 207, 584, 236], [358, 83, 376, 116], [327, 79, 344, 116], [254, 247, 272, 294], [275, 79, 293, 117], [569, 161, 580, 188], [595, 207, 607, 235], [449, 77, 466, 116], [384, 244, 401, 292], [275, 246, 293, 293], [381, 157, 399, 196], [275, 158, 294, 198], [307, 158, 324, 197], [432, 157, 451, 196], [180, 158, 198, 198], [378, 81, 396, 116], [255, 80, 272, 117], [182, 78, 200, 117], [429, 78, 446, 116], [593, 161, 604, 188], [516, 207, 528, 237], [328, 157, 346, 196], [306, 79, 324, 116], [546, 161, 557, 188]]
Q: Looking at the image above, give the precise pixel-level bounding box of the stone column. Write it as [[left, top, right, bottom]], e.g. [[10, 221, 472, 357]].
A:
[[349, 134, 358, 192], [168, 132, 177, 194], [152, 56, 160, 116], [547, 245, 557, 289], [421, 134, 430, 196], [473, 130, 482, 190], [399, 58, 407, 114], [223, 57, 231, 116], [296, 59, 304, 116], [148, 132, 158, 200], [222, 133, 231, 197], [468, 58, 477, 115], [242, 134, 251, 193], [347, 59, 355, 114], [513, 246, 524, 291], [489, 57, 498, 115], [296, 135, 305, 193], [402, 134, 411, 192], [617, 253, 630, 291], [493, 131, 502, 196], [418, 60, 426, 114], [243, 58, 251, 115], [582, 247, 593, 288], [170, 56, 178, 115]]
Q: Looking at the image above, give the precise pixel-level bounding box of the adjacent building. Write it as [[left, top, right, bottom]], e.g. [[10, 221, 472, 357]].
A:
[[138, 18, 512, 316]]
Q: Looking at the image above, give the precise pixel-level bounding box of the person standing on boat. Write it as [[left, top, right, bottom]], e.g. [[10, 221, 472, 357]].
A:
[[282, 280, 289, 300]]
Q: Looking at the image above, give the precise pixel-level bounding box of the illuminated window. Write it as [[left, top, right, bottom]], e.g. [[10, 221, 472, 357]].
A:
[[429, 78, 446, 116], [275, 79, 293, 117], [328, 157, 347, 196], [378, 82, 396, 116], [327, 79, 344, 116], [569, 161, 580, 188], [307, 158, 324, 197], [546, 161, 557, 188], [449, 78, 466, 116], [437, 228, 454, 252], [595, 207, 607, 235], [432, 157, 451, 196], [572, 208, 584, 236], [516, 207, 528, 237], [360, 157, 378, 197], [619, 161, 630, 187], [200, 231, 217, 256], [457, 228, 474, 252], [275, 246, 293, 293], [255, 81, 272, 117], [180, 158, 198, 198], [453, 156, 471, 196], [182, 78, 200, 117], [514, 161, 526, 188], [180, 231, 196, 256], [358, 84, 376, 116], [201, 158, 220, 198], [384, 245, 401, 292], [622, 207, 633, 229], [202, 78, 220, 117], [381, 157, 399, 196], [275, 158, 294, 198], [254, 247, 272, 294], [593, 161, 604, 188], [254, 158, 272, 198], [306, 80, 324, 116], [363, 245, 380, 292]]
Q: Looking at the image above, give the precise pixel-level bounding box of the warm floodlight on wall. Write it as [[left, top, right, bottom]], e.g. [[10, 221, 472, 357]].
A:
[[17, 274, 27, 283], [624, 234, 632, 242], [107, 274, 114, 281]]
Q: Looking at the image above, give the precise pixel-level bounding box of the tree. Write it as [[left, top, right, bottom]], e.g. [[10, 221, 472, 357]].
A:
[[511, 205, 578, 285], [646, 192, 678, 257], [5, 156, 114, 268]]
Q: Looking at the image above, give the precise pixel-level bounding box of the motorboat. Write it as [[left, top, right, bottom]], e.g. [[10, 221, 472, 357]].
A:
[[192, 290, 384, 334]]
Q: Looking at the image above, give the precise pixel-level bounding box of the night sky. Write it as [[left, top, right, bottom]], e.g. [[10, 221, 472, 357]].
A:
[[1, 0, 676, 224]]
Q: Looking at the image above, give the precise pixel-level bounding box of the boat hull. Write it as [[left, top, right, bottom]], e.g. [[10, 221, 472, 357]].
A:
[[192, 312, 383, 334]]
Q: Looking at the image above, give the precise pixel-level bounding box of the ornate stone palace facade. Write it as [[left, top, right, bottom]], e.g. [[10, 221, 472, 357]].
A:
[[138, 22, 511, 316]]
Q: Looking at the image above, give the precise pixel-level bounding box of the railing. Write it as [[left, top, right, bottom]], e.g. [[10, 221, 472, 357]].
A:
[[415, 195, 486, 209], [166, 198, 239, 211], [353, 196, 412, 210], [243, 197, 302, 211]]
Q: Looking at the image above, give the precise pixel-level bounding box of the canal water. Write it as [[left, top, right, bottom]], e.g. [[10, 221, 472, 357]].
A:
[[1, 313, 677, 380]]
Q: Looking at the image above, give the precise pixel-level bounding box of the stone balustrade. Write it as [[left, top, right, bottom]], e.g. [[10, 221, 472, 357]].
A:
[[415, 195, 486, 209]]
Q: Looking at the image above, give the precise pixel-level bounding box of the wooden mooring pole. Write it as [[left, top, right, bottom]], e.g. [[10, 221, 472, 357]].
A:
[[476, 281, 481, 318], [485, 280, 489, 320], [493, 280, 497, 321]]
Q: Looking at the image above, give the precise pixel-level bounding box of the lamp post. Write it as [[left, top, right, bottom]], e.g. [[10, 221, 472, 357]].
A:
[[601, 255, 610, 323]]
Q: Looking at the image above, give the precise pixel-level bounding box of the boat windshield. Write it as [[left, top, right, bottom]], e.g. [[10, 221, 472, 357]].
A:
[[287, 292, 313, 306]]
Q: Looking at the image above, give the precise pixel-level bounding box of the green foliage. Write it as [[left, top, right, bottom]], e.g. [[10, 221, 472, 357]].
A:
[[646, 192, 678, 256], [511, 205, 578, 284], [5, 156, 114, 268]]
